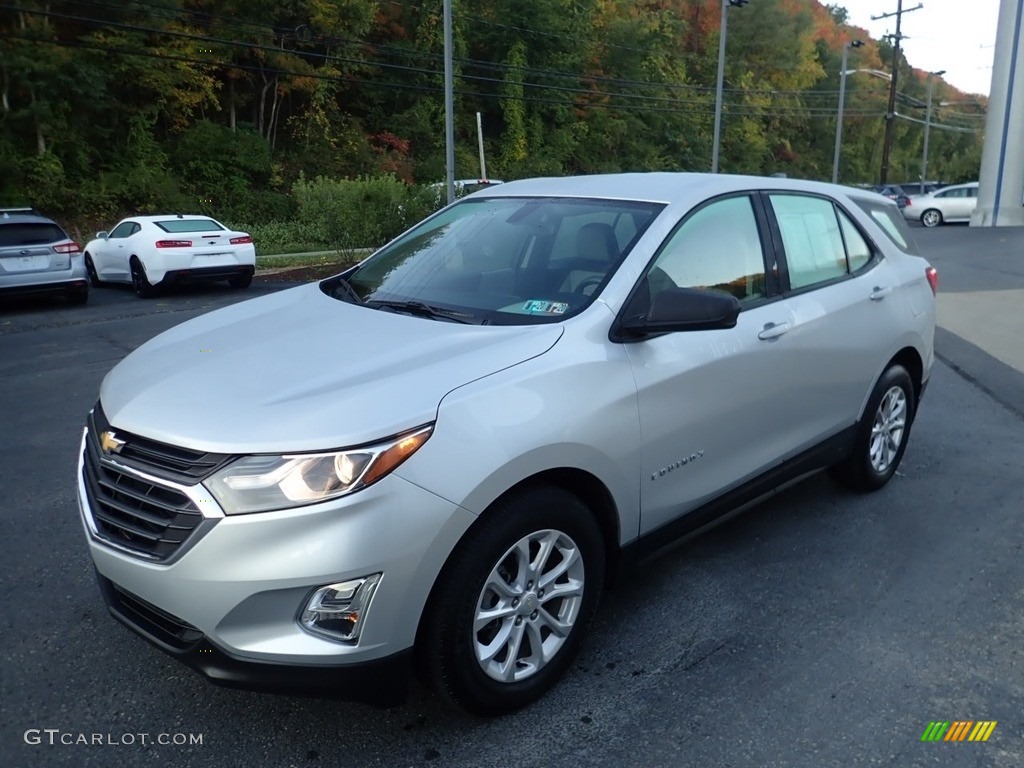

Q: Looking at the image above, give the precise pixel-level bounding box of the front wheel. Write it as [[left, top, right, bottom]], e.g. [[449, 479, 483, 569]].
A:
[[421, 485, 605, 715], [921, 209, 942, 228], [831, 364, 916, 492]]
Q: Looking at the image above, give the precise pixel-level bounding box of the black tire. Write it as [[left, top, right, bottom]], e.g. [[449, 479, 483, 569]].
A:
[[831, 364, 916, 492], [228, 272, 253, 289], [84, 254, 102, 287], [130, 258, 158, 298], [65, 287, 89, 305], [921, 209, 943, 228], [421, 485, 605, 715]]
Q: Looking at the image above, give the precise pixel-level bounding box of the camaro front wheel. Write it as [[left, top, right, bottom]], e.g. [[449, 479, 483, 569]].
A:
[[421, 485, 605, 715]]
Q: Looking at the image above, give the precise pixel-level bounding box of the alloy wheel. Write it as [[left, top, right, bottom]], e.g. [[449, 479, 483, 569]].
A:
[[473, 528, 585, 684], [869, 385, 907, 473]]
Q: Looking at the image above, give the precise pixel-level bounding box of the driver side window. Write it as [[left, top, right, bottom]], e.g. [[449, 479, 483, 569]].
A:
[[109, 222, 136, 239], [645, 195, 767, 305]]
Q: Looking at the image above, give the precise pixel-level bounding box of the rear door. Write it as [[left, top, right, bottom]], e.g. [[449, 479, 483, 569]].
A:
[[762, 192, 900, 439]]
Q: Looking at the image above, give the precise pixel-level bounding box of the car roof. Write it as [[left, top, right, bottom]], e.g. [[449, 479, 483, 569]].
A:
[[483, 172, 882, 206], [0, 211, 62, 226]]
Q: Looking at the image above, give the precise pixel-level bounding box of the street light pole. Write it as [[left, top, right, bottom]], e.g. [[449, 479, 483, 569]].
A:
[[832, 40, 863, 184], [920, 69, 946, 194], [712, 0, 748, 173]]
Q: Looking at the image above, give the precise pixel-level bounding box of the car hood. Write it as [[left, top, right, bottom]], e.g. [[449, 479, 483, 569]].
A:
[[100, 283, 563, 453]]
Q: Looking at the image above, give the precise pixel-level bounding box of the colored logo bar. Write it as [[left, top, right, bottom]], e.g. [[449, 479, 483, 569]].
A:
[[921, 721, 997, 742]]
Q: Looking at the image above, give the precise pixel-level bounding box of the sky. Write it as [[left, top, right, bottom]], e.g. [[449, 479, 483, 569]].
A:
[[844, 0, 1001, 96]]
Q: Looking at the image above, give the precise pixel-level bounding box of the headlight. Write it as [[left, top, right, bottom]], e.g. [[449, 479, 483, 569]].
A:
[[205, 425, 432, 514]]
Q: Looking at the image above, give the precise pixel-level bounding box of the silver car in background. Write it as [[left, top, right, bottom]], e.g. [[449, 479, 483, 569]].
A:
[[0, 208, 89, 304], [76, 174, 936, 715], [902, 181, 979, 227]]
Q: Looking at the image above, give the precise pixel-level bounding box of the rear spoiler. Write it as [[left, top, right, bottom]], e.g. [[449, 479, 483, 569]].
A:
[[0, 207, 39, 217]]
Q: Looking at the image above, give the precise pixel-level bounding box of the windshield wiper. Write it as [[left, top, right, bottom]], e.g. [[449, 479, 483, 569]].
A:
[[330, 276, 363, 304], [366, 299, 483, 324]]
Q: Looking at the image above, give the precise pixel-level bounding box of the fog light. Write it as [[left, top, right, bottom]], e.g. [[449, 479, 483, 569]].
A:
[[300, 574, 382, 642]]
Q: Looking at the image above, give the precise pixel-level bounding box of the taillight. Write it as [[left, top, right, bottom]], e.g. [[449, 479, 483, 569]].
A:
[[925, 266, 938, 295], [230, 235, 253, 245], [156, 240, 192, 248], [53, 241, 81, 254]]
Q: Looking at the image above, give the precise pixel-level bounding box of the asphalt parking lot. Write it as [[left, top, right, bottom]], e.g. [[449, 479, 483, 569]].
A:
[[2, 229, 1023, 768]]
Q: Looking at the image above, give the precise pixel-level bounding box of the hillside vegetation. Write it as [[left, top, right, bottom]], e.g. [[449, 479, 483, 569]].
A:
[[0, 0, 986, 242]]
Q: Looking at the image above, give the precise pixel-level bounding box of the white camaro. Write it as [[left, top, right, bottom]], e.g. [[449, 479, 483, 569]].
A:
[[83, 214, 256, 297]]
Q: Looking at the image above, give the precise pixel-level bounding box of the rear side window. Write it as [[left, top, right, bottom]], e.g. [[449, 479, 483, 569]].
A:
[[769, 194, 847, 290], [0, 222, 66, 247], [155, 219, 224, 233], [851, 197, 920, 255]]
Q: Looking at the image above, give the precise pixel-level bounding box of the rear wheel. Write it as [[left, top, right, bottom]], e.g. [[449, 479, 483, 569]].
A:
[[130, 258, 158, 298], [831, 364, 916, 492], [228, 272, 253, 289], [421, 485, 605, 715], [921, 209, 942, 228], [84, 254, 102, 287]]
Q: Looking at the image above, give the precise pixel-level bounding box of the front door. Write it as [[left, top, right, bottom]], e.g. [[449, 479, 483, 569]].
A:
[[623, 194, 806, 534]]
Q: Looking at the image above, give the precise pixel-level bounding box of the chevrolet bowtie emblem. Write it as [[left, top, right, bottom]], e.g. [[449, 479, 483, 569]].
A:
[[99, 430, 126, 455]]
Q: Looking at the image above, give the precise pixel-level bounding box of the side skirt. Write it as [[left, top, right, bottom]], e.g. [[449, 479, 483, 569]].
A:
[[620, 425, 856, 569]]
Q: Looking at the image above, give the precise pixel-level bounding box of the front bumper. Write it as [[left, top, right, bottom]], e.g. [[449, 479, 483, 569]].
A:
[[96, 574, 413, 705], [76, 430, 476, 702]]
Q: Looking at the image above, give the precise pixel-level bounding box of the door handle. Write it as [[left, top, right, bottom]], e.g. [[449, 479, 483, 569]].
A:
[[757, 321, 791, 340], [870, 285, 891, 301]]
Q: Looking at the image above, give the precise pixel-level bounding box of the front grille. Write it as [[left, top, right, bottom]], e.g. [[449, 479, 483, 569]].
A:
[[99, 577, 203, 651], [82, 427, 207, 561], [90, 405, 232, 483]]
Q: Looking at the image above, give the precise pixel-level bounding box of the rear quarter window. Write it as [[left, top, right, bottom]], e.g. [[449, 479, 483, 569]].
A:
[[851, 198, 921, 256], [0, 222, 67, 247]]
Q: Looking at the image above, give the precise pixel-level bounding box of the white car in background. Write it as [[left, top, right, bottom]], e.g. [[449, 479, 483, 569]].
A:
[[83, 215, 256, 297], [902, 181, 978, 228]]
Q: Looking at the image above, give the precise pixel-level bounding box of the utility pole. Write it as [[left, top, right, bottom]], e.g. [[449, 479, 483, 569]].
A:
[[873, 1, 922, 185], [443, 0, 455, 204]]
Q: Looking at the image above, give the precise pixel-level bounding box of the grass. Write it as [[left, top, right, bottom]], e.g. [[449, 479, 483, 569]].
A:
[[255, 248, 372, 271]]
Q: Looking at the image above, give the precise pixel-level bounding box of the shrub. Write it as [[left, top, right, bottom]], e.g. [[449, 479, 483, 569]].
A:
[[292, 175, 442, 254]]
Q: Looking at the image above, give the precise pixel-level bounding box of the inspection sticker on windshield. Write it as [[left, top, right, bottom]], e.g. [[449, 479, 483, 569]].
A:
[[523, 300, 569, 315]]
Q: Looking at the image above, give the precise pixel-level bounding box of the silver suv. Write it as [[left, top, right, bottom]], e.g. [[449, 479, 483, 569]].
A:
[[76, 174, 935, 714], [0, 208, 88, 304]]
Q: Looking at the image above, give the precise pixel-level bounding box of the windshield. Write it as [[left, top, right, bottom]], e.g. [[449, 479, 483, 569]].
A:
[[323, 196, 663, 325]]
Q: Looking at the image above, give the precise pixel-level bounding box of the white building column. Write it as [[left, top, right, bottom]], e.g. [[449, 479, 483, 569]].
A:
[[973, 0, 1024, 226]]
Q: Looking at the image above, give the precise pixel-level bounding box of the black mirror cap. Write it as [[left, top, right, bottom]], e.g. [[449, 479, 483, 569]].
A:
[[616, 287, 741, 339]]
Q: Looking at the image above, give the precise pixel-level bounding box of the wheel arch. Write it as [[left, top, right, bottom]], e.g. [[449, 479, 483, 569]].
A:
[[888, 346, 924, 405], [413, 467, 621, 656]]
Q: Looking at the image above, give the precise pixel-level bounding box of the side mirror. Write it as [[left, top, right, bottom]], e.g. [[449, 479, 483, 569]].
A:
[[96, 231, 108, 240], [617, 287, 741, 338]]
